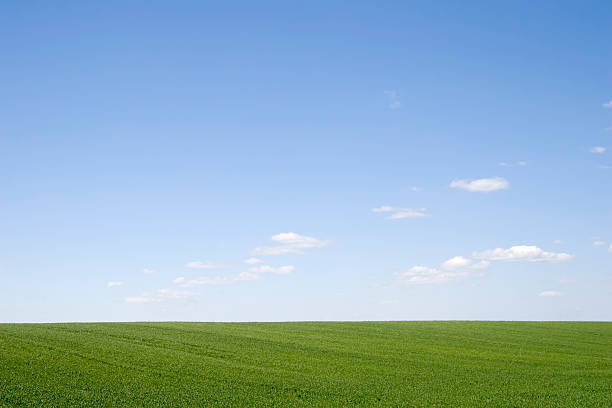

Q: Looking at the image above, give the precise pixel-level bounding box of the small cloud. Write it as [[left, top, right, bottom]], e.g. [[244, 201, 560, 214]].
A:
[[539, 290, 563, 297], [472, 245, 574, 263], [450, 177, 509, 192], [499, 161, 527, 167], [244, 257, 263, 265], [593, 240, 605, 247], [107, 281, 124, 288], [185, 261, 230, 270], [176, 271, 262, 287], [172, 277, 185, 284], [609, 243, 612, 252], [384, 90, 401, 109], [589, 146, 606, 154], [251, 232, 329, 256], [410, 186, 422, 192], [249, 265, 296, 275], [125, 288, 197, 303], [397, 266, 471, 285], [395, 244, 571, 286], [553, 239, 562, 245], [441, 256, 472, 270], [603, 100, 612, 108], [142, 268, 154, 275], [399, 257, 489, 286], [372, 206, 428, 219]]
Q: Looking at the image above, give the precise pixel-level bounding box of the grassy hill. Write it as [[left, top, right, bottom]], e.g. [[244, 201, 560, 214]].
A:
[[1, 321, 610, 407]]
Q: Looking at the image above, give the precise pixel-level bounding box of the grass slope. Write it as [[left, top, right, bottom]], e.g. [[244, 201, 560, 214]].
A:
[[0, 322, 611, 407]]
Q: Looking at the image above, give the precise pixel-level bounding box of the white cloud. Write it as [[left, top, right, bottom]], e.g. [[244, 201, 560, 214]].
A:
[[539, 290, 563, 297], [142, 268, 154, 275], [589, 146, 606, 154], [609, 243, 612, 253], [399, 257, 489, 285], [125, 288, 197, 303], [397, 245, 572, 286], [410, 186, 422, 192], [441, 256, 472, 270], [185, 261, 230, 270], [176, 271, 262, 287], [593, 240, 605, 247], [470, 260, 491, 269], [472, 245, 574, 263], [244, 257, 263, 265], [450, 177, 509, 192], [499, 161, 527, 167], [398, 266, 471, 285], [603, 100, 612, 108], [172, 277, 185, 284], [384, 90, 401, 109], [251, 232, 329, 256], [249, 265, 295, 275], [372, 206, 428, 219], [107, 281, 124, 288], [553, 239, 562, 244]]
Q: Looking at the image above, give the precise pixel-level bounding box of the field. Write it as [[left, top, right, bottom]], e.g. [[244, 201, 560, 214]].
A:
[[0, 322, 611, 407]]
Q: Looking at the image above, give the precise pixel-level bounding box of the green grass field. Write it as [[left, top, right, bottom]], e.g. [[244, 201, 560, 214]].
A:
[[1, 322, 610, 407]]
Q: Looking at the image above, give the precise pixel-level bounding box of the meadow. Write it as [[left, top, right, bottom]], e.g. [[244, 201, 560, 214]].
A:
[[0, 321, 610, 407]]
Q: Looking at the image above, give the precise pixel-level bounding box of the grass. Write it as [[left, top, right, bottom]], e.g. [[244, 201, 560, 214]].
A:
[[0, 321, 610, 407]]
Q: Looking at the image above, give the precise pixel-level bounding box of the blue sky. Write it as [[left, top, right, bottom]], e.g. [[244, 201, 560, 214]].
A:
[[1, 1, 611, 322]]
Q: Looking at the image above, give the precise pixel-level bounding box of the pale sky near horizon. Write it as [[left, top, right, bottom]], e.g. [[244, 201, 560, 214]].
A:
[[1, 1, 611, 322]]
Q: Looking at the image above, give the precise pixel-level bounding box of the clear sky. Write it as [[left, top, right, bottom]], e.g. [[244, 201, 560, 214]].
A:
[[2, 1, 611, 322]]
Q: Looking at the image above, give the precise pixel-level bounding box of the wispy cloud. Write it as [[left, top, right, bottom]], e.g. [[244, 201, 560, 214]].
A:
[[440, 256, 489, 271], [251, 232, 329, 256], [384, 90, 401, 109], [372, 206, 428, 219], [593, 240, 605, 247], [603, 100, 612, 108], [248, 265, 295, 275], [397, 245, 573, 285], [398, 266, 471, 285], [398, 257, 490, 285], [125, 288, 197, 303], [539, 290, 563, 297], [175, 272, 262, 287], [589, 146, 606, 154], [244, 257, 263, 265], [107, 281, 124, 288], [472, 245, 574, 263], [450, 177, 509, 192], [553, 239, 563, 244], [185, 261, 230, 270], [499, 161, 527, 167], [142, 268, 154, 275], [174, 262, 296, 288]]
